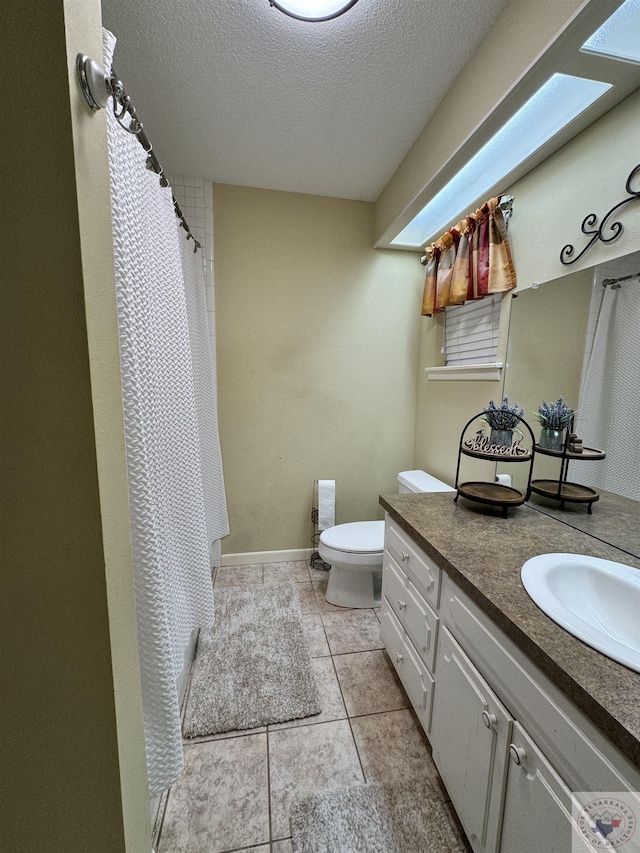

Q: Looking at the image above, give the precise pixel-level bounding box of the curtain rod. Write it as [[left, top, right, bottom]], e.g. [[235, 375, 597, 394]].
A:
[[76, 54, 201, 252], [419, 196, 514, 265], [603, 272, 640, 288]]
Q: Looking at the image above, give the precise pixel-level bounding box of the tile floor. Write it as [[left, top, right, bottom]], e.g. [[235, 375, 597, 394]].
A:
[[154, 560, 468, 853]]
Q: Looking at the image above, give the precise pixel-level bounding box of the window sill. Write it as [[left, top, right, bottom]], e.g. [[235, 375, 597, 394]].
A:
[[425, 363, 503, 381]]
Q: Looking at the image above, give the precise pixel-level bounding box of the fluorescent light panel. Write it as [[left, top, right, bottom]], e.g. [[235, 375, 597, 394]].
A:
[[393, 73, 612, 248], [581, 0, 640, 64]]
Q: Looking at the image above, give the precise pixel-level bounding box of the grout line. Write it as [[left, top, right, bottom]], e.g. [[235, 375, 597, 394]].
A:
[[329, 651, 367, 783], [218, 841, 273, 853], [266, 702, 413, 736], [330, 646, 386, 657], [265, 727, 274, 849], [318, 607, 331, 658]]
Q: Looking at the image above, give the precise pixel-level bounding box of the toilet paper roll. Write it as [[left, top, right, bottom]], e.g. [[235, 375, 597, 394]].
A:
[[317, 480, 336, 531], [496, 473, 512, 488]]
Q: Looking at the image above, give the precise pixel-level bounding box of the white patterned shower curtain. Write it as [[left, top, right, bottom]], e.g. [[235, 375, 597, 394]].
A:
[[575, 277, 640, 501], [103, 30, 229, 795]]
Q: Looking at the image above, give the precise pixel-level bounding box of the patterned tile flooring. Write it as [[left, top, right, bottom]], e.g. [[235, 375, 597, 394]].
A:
[[155, 561, 468, 853]]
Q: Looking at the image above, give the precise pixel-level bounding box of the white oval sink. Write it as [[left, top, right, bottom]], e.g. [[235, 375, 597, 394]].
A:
[[521, 553, 640, 673]]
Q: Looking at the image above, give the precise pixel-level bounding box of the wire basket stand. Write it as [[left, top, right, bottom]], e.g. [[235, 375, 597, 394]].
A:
[[310, 480, 331, 570]]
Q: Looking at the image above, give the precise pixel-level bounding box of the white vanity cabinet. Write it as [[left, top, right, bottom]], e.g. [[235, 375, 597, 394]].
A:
[[381, 514, 640, 853], [429, 624, 594, 853]]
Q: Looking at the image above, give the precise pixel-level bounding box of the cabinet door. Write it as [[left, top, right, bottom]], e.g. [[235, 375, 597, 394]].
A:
[[500, 722, 594, 853], [431, 627, 512, 853]]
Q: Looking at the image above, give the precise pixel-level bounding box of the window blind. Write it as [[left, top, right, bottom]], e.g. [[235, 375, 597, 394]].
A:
[[444, 294, 501, 366]]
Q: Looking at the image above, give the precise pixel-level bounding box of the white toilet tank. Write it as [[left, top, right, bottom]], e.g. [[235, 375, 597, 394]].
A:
[[397, 470, 456, 494]]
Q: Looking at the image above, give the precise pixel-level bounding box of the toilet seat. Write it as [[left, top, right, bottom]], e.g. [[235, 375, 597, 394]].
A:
[[320, 520, 384, 554]]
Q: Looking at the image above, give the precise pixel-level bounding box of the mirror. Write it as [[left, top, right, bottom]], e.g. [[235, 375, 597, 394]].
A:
[[500, 249, 640, 559]]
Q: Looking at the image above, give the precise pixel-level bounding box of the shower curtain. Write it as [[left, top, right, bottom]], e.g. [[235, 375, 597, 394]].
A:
[[575, 279, 640, 501], [103, 30, 229, 795]]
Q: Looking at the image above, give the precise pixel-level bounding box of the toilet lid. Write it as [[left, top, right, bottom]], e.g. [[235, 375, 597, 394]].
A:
[[320, 521, 385, 554]]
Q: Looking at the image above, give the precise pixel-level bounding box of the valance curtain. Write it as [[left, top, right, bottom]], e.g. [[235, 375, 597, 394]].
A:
[[421, 197, 517, 316]]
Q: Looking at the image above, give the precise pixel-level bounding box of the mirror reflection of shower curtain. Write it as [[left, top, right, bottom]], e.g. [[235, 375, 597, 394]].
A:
[[575, 280, 640, 501], [103, 29, 229, 796]]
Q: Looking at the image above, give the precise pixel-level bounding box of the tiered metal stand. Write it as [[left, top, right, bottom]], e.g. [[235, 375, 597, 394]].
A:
[[530, 422, 605, 514], [454, 412, 536, 518]]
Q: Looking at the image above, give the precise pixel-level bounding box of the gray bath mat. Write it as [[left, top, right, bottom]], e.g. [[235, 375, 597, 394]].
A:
[[291, 780, 468, 853], [183, 582, 321, 737]]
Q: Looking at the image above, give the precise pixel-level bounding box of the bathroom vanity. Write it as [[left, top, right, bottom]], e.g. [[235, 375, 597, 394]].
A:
[[379, 492, 640, 853]]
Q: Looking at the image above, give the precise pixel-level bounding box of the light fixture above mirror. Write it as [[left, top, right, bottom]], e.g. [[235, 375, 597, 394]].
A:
[[269, 0, 359, 22]]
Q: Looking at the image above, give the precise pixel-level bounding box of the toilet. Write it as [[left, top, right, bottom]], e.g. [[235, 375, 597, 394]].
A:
[[318, 470, 456, 608]]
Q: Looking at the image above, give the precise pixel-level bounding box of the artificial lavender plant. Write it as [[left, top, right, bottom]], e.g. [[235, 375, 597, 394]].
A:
[[535, 397, 574, 430], [483, 397, 524, 431]]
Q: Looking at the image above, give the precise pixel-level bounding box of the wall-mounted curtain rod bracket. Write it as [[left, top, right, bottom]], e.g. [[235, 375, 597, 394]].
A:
[[560, 164, 640, 266], [602, 272, 640, 289], [76, 53, 201, 252], [420, 195, 514, 265], [499, 195, 514, 224]]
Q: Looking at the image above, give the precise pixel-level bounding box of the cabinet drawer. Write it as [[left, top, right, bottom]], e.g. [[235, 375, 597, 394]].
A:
[[381, 604, 434, 734], [383, 555, 439, 672], [385, 519, 441, 609]]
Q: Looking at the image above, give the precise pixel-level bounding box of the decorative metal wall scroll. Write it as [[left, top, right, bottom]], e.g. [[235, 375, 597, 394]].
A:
[[560, 164, 640, 266]]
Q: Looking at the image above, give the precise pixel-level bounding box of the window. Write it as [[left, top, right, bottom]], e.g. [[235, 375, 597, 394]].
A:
[[581, 0, 640, 64], [444, 294, 501, 366], [392, 74, 612, 248]]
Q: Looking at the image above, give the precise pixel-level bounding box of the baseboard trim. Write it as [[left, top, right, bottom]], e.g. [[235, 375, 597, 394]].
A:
[[221, 548, 313, 566]]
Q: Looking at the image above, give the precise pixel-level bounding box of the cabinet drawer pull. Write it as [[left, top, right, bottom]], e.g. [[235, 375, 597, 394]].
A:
[[400, 551, 409, 562], [422, 624, 432, 653], [397, 600, 407, 610], [509, 744, 527, 766], [481, 711, 497, 729], [395, 652, 404, 663]]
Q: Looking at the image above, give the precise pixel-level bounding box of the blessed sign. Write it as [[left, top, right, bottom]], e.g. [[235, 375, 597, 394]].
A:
[[463, 432, 529, 457]]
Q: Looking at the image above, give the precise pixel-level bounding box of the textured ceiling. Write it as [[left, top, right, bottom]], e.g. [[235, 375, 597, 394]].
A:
[[101, 0, 508, 201]]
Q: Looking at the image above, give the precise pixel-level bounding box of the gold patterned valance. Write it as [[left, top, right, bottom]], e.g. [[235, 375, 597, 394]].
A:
[[421, 197, 517, 316]]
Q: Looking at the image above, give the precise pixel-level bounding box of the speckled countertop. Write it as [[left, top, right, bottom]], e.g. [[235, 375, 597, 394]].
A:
[[379, 492, 640, 768]]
